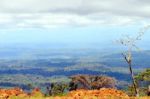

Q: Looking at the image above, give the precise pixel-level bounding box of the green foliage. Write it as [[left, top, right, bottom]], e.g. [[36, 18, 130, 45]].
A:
[[127, 86, 148, 96], [135, 68, 150, 81], [46, 82, 69, 96], [128, 68, 150, 96]]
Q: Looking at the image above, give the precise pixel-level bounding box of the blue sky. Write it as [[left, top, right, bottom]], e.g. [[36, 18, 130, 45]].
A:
[[0, 25, 149, 49], [0, 0, 150, 49]]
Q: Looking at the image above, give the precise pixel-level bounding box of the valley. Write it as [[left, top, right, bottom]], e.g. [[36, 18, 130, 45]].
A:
[[0, 46, 149, 92]]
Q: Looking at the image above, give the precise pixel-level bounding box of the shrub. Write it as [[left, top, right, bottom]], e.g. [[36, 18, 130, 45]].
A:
[[69, 75, 116, 91]]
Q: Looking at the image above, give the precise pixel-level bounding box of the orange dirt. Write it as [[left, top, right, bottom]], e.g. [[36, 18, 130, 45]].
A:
[[66, 88, 130, 99], [0, 87, 26, 98], [0, 87, 148, 99]]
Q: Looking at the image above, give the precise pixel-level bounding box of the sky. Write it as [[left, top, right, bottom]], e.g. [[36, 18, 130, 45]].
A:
[[0, 0, 150, 49]]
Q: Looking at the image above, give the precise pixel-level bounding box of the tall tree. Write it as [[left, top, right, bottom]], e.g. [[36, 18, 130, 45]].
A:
[[117, 26, 150, 96]]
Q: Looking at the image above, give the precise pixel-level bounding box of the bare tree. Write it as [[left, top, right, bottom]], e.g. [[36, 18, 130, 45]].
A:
[[117, 25, 150, 97]]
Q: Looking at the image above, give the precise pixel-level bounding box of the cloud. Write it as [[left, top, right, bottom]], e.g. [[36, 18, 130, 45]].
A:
[[0, 0, 150, 28]]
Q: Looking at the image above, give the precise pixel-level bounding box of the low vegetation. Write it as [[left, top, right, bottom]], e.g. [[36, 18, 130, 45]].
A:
[[0, 87, 150, 99]]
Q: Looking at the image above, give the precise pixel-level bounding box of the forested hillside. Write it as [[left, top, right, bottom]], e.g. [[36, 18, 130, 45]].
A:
[[0, 47, 149, 91]]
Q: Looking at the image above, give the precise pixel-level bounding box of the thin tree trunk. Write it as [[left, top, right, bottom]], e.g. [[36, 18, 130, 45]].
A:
[[122, 52, 139, 96], [128, 62, 139, 97]]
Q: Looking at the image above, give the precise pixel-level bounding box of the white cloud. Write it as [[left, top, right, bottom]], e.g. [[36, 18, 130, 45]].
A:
[[0, 0, 150, 28]]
